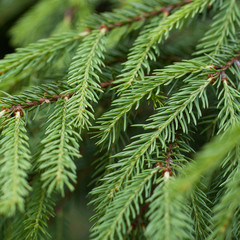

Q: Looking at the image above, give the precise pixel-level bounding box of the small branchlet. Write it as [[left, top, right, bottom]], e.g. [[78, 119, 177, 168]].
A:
[[208, 54, 240, 85]]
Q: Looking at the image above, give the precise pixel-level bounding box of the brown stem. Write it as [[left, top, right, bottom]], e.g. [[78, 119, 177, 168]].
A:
[[100, 80, 114, 88], [64, 7, 75, 22], [87, 0, 193, 32], [2, 80, 115, 115], [208, 53, 240, 85]]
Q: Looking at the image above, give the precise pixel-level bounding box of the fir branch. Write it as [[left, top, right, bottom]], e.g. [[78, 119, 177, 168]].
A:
[[196, 0, 240, 55], [170, 123, 240, 195], [38, 97, 81, 195], [91, 69, 212, 224], [21, 178, 55, 240], [86, 0, 193, 31], [115, 0, 214, 92], [110, 73, 211, 190], [8, 94, 64, 113], [65, 28, 107, 130], [209, 166, 240, 240], [0, 111, 31, 216], [191, 186, 212, 239], [0, 79, 113, 116], [6, 177, 55, 240], [145, 172, 194, 240], [0, 32, 87, 83], [0, 0, 193, 90], [96, 58, 210, 146], [91, 168, 160, 240], [217, 79, 240, 133]]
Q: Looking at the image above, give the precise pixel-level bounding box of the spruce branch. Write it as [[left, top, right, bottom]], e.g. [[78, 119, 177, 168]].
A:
[[209, 51, 240, 81], [105, 73, 211, 193], [0, 111, 31, 216], [65, 28, 107, 131], [2, 50, 239, 119], [217, 79, 240, 133], [0, 32, 87, 84], [91, 168, 160, 240], [96, 48, 240, 152], [196, 0, 240, 55], [91, 136, 191, 229], [91, 63, 214, 224], [7, 177, 55, 240], [0, 0, 193, 91], [190, 186, 213, 239], [8, 94, 65, 113], [21, 178, 55, 240], [209, 166, 240, 240], [145, 172, 194, 240], [38, 97, 81, 195], [115, 0, 214, 93], [92, 44, 240, 222], [96, 58, 210, 146], [170, 123, 240, 196], [0, 79, 113, 117], [85, 0, 193, 32]]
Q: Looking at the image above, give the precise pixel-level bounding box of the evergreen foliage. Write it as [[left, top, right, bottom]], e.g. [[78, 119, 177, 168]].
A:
[[0, 0, 239, 239], [0, 111, 31, 216]]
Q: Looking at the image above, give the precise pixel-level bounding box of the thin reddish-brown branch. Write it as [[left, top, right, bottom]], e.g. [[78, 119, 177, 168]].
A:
[[208, 53, 240, 84], [86, 0, 193, 32], [100, 80, 114, 88], [2, 81, 115, 115]]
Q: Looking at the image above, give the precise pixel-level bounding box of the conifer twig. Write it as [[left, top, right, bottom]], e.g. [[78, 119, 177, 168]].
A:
[[90, 0, 193, 32], [2, 51, 239, 119], [1, 80, 114, 116], [208, 52, 240, 84]]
